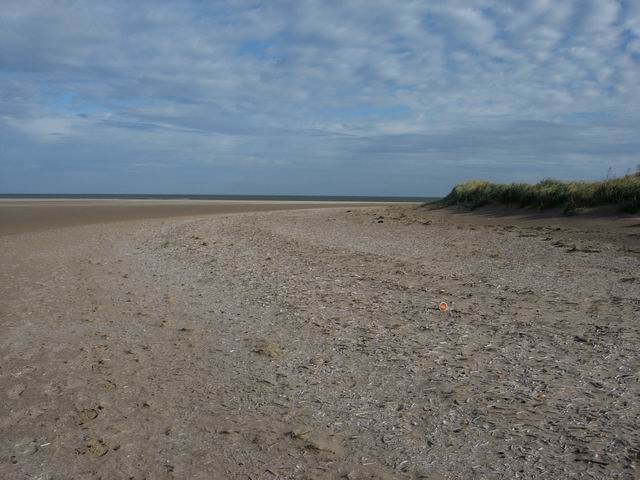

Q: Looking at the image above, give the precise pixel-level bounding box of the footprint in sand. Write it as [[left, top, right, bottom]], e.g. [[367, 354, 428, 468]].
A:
[[76, 438, 109, 457], [13, 438, 38, 456], [95, 378, 117, 390], [77, 408, 99, 425], [289, 426, 344, 456], [7, 383, 26, 399], [253, 340, 283, 359]]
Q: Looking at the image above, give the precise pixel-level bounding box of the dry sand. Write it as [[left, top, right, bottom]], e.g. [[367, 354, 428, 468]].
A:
[[1, 203, 639, 479]]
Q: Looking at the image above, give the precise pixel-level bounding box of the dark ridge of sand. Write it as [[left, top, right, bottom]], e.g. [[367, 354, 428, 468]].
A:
[[0, 199, 392, 236], [413, 203, 640, 255], [420, 202, 640, 226]]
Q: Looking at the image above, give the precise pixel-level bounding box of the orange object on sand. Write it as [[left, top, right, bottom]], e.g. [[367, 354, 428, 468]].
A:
[[439, 302, 449, 312]]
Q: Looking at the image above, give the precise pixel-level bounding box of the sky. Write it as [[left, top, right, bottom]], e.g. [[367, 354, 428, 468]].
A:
[[1, 0, 639, 196]]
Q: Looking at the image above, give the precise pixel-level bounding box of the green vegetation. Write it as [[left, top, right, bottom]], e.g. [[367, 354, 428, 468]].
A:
[[441, 170, 640, 214]]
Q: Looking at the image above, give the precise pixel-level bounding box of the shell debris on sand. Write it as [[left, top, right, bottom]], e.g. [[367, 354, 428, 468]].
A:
[[1, 204, 639, 479]]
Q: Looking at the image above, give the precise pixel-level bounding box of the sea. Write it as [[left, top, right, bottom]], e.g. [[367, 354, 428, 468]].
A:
[[0, 194, 439, 203]]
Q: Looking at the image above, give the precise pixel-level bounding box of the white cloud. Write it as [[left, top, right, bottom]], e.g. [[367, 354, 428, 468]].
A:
[[1, 0, 639, 194]]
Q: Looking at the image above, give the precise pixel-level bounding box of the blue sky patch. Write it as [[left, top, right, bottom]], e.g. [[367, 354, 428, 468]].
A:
[[1, 0, 639, 195]]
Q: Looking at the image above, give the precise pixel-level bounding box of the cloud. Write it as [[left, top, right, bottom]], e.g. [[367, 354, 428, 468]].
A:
[[1, 0, 639, 195]]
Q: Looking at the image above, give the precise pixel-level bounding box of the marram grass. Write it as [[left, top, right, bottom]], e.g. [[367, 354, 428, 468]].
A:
[[442, 171, 640, 214]]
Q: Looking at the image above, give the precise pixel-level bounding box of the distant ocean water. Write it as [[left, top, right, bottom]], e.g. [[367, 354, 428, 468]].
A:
[[0, 194, 440, 203]]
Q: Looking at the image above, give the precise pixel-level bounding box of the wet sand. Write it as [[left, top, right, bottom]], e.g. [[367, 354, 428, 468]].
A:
[[1, 204, 639, 479], [0, 199, 383, 236]]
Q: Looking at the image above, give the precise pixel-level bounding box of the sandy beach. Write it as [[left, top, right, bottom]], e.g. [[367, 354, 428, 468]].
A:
[[1, 203, 639, 479], [0, 199, 382, 236]]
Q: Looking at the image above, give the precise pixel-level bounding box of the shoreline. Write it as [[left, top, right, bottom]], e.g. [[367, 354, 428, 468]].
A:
[[0, 199, 402, 236]]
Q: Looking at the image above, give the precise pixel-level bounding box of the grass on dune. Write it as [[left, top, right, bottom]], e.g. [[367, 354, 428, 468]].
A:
[[441, 171, 640, 214]]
